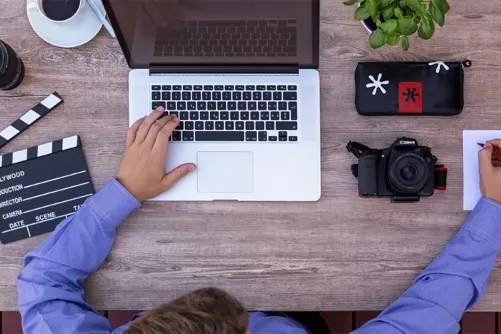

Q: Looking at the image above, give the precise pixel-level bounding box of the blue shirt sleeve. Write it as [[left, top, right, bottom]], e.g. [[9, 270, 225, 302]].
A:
[[353, 197, 501, 334], [17, 179, 141, 334]]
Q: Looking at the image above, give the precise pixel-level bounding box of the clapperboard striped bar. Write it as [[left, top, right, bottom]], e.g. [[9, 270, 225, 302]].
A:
[[0, 92, 63, 149], [0, 135, 94, 244]]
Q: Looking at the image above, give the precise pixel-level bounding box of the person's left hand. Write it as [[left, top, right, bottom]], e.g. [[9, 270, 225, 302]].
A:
[[117, 107, 196, 201]]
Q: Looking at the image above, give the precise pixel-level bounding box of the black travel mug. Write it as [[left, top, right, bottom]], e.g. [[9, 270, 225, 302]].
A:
[[0, 40, 25, 90]]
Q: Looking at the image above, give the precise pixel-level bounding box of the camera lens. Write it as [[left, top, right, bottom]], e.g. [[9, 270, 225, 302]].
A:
[[400, 164, 417, 181], [388, 153, 429, 194]]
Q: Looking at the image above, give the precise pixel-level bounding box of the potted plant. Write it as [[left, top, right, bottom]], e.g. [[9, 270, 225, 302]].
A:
[[343, 0, 450, 50]]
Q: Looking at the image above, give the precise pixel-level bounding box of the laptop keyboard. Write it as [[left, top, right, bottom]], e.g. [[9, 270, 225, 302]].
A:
[[151, 85, 298, 142], [154, 20, 297, 57]]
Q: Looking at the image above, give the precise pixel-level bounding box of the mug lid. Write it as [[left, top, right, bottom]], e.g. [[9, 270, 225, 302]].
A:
[[0, 41, 8, 78]]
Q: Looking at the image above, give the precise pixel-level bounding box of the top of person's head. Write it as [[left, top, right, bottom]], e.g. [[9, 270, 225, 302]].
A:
[[124, 287, 249, 334]]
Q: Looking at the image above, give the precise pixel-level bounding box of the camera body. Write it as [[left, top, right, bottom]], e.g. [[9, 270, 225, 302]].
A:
[[356, 137, 437, 202]]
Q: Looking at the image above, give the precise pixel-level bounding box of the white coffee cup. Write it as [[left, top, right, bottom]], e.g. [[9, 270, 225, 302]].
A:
[[28, 0, 86, 23]]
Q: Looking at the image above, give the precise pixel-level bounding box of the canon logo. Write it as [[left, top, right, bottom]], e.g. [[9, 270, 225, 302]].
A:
[[399, 140, 416, 145]]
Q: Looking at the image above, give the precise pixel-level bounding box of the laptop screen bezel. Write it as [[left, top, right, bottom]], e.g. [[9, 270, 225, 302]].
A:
[[102, 0, 320, 70]]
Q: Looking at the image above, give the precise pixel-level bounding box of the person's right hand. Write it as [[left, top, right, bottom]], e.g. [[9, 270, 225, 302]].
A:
[[479, 139, 501, 204]]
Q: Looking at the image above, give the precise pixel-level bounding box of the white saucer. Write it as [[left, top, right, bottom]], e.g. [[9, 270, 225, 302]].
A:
[[27, 0, 105, 48]]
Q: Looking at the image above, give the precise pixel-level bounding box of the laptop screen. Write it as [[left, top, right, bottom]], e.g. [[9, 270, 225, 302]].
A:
[[104, 0, 319, 69]]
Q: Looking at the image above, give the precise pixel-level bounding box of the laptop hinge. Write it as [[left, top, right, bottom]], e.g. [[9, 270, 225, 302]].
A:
[[149, 66, 299, 75]]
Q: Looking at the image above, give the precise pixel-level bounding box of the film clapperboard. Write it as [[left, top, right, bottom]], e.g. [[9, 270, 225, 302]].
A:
[[0, 93, 94, 244]]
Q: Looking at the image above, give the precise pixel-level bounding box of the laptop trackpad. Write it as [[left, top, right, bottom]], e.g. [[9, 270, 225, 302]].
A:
[[197, 152, 253, 193]]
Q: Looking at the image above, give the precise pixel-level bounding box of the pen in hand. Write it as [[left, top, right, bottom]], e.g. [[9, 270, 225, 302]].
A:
[[478, 143, 501, 157]]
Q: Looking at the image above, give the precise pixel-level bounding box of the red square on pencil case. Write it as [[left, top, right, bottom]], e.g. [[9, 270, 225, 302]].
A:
[[399, 82, 423, 113]]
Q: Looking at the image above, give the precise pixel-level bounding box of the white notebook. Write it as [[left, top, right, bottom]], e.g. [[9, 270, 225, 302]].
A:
[[463, 130, 501, 210]]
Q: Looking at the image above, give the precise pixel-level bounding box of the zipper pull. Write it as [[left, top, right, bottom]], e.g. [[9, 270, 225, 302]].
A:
[[462, 59, 472, 68]]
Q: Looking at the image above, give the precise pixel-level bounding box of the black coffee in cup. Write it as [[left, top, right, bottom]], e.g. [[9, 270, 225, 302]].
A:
[[0, 41, 25, 91], [42, 0, 81, 21]]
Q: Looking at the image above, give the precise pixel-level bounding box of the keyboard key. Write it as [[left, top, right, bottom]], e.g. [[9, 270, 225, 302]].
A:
[[215, 85, 224, 90], [273, 92, 282, 100], [196, 131, 244, 141], [217, 102, 227, 110], [281, 112, 290, 120], [248, 102, 257, 110], [195, 121, 204, 130], [202, 92, 211, 100], [246, 85, 255, 90], [210, 112, 219, 120], [288, 85, 297, 90], [167, 101, 176, 110], [194, 85, 203, 90], [177, 102, 186, 110], [251, 112, 259, 120], [192, 92, 201, 100], [268, 102, 277, 110], [289, 102, 297, 120], [259, 112, 269, 120], [183, 131, 194, 141], [236, 121, 244, 130], [228, 102, 237, 110], [233, 92, 242, 100], [152, 92, 161, 100], [278, 102, 287, 110], [289, 136, 298, 141], [269, 136, 278, 141], [253, 92, 262, 100], [263, 92, 272, 100], [243, 92, 252, 100], [238, 102, 246, 110], [256, 121, 264, 130], [183, 85, 192, 90], [276, 122, 297, 130], [241, 111, 250, 120], [225, 121, 234, 130], [176, 121, 184, 130], [279, 136, 288, 142], [279, 131, 288, 137], [152, 101, 166, 110], [230, 111, 239, 120], [283, 92, 297, 100], [271, 112, 280, 120], [152, 85, 161, 90], [246, 121, 254, 130], [172, 131, 182, 141], [162, 92, 171, 100], [172, 92, 181, 100], [190, 111, 199, 120], [208, 102, 217, 110], [197, 102, 207, 110], [169, 111, 179, 118], [257, 102, 266, 110], [205, 121, 214, 130], [246, 131, 257, 141], [225, 85, 234, 90], [204, 85, 213, 90], [212, 92, 222, 100], [172, 85, 182, 90], [185, 121, 194, 130], [161, 85, 171, 90], [259, 131, 267, 141], [188, 102, 196, 110], [220, 111, 229, 120], [267, 85, 276, 90], [266, 121, 274, 130], [223, 92, 232, 100], [216, 121, 224, 130], [200, 111, 209, 120], [236, 85, 245, 90], [278, 85, 286, 90], [256, 85, 265, 91], [180, 111, 189, 120]]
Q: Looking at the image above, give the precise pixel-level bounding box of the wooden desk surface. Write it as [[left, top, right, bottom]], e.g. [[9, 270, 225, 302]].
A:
[[1, 0, 501, 312]]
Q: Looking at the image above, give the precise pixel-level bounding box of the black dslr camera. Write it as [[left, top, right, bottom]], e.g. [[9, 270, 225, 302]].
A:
[[347, 137, 447, 202]]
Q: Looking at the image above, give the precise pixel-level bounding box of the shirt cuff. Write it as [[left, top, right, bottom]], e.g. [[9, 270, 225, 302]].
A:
[[87, 178, 142, 229], [463, 197, 501, 246]]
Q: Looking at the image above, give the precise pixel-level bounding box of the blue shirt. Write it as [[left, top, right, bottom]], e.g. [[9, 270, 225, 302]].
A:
[[17, 179, 501, 334]]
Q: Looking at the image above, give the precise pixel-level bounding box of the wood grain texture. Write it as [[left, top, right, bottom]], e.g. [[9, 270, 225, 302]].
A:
[[1, 0, 501, 311]]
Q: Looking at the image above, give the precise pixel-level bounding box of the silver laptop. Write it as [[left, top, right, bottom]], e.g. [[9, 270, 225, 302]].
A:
[[104, 0, 321, 201]]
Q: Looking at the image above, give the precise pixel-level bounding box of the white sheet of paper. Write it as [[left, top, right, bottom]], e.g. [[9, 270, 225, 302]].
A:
[[463, 130, 501, 210]]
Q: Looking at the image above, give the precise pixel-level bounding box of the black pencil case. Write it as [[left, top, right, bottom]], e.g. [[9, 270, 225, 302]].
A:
[[355, 60, 472, 116]]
